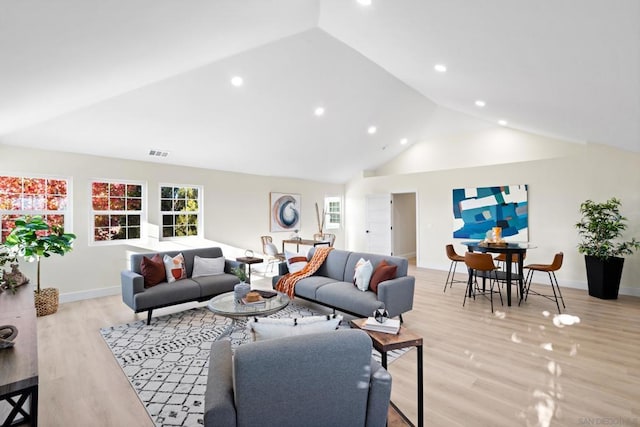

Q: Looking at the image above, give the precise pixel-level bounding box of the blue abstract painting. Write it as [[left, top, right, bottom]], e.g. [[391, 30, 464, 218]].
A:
[[452, 185, 528, 241]]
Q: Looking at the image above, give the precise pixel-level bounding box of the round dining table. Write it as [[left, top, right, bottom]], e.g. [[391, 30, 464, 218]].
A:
[[461, 241, 536, 306]]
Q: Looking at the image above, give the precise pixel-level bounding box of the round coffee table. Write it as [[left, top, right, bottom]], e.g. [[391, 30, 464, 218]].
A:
[[207, 291, 290, 318], [207, 291, 290, 339]]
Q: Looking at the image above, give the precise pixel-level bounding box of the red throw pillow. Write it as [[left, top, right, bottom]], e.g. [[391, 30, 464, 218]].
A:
[[140, 254, 165, 288], [369, 260, 398, 293]]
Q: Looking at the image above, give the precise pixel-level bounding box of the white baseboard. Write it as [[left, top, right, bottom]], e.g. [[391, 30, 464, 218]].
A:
[[60, 286, 121, 304], [428, 264, 640, 297], [395, 251, 416, 259]]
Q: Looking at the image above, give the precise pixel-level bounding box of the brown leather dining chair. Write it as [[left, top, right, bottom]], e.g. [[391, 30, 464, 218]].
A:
[[522, 252, 566, 313], [444, 244, 466, 292], [463, 252, 503, 312]]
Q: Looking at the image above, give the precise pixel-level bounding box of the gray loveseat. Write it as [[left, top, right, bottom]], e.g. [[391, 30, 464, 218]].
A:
[[273, 247, 415, 321], [205, 329, 392, 427], [121, 247, 242, 324]]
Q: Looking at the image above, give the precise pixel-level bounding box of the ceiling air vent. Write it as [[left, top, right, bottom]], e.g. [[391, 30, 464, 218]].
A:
[[149, 149, 169, 158]]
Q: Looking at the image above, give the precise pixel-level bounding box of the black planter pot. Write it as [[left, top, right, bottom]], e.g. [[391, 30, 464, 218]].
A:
[[585, 255, 624, 299]]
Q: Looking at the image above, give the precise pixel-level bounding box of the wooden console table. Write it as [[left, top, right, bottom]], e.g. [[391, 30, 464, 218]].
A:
[[0, 284, 38, 426], [281, 238, 330, 253]]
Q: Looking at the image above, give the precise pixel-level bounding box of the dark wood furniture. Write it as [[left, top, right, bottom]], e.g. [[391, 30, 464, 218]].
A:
[[281, 238, 330, 253], [235, 256, 263, 284], [0, 284, 38, 426], [462, 241, 533, 307], [350, 318, 423, 427]]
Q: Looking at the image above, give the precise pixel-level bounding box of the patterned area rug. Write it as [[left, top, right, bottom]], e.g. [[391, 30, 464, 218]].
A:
[[100, 303, 408, 427]]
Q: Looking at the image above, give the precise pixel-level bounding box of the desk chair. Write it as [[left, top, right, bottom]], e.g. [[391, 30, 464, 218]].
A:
[[463, 252, 503, 312], [444, 244, 466, 292], [522, 252, 566, 313], [260, 236, 285, 273]]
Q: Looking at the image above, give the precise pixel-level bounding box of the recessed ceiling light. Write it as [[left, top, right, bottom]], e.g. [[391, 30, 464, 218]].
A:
[[498, 120, 508, 126], [357, 0, 372, 5], [475, 100, 486, 107], [230, 76, 243, 87], [367, 126, 377, 134], [400, 138, 408, 145], [314, 107, 325, 116], [434, 64, 447, 73]]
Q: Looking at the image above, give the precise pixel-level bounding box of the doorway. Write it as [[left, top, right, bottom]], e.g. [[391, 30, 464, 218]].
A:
[[365, 192, 417, 258]]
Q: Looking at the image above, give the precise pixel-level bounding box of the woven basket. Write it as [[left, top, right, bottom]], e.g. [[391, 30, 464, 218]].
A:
[[34, 288, 59, 317]]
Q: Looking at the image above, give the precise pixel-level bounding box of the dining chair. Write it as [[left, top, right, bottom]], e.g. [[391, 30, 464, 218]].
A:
[[463, 252, 503, 312], [444, 244, 466, 292], [313, 232, 336, 246], [522, 252, 566, 313], [260, 236, 286, 273]]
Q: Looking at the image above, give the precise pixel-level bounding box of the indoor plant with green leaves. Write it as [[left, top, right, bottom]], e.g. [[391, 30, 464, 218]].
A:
[[231, 265, 250, 300], [575, 197, 640, 299], [4, 215, 76, 315]]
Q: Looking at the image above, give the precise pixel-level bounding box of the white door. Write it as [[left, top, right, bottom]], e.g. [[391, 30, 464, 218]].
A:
[[365, 194, 392, 255]]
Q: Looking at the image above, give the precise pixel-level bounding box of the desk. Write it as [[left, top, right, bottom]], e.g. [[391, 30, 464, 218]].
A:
[[350, 318, 423, 427], [282, 238, 330, 253], [235, 256, 263, 284], [462, 241, 534, 307], [0, 284, 38, 426]]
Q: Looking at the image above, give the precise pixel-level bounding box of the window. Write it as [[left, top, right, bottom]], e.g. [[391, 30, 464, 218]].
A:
[[0, 175, 71, 242], [160, 185, 201, 238], [324, 196, 342, 230], [91, 181, 144, 242]]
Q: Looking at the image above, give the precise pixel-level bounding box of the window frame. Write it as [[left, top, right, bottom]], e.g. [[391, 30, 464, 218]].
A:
[[159, 183, 203, 240], [324, 196, 342, 230], [0, 174, 73, 242], [89, 179, 146, 245]]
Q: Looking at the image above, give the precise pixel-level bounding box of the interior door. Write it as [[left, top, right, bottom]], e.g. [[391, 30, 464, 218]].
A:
[[365, 194, 392, 255]]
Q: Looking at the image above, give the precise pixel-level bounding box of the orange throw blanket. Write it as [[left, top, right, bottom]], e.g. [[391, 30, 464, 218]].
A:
[[276, 246, 334, 298]]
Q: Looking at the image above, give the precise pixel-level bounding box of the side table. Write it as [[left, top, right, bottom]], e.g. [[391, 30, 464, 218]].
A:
[[235, 256, 263, 284], [350, 318, 423, 427], [1, 284, 38, 427]]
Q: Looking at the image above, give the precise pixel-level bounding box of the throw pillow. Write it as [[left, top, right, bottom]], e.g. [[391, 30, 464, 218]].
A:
[[369, 260, 398, 293], [247, 314, 343, 341], [285, 250, 308, 273], [140, 254, 165, 288], [192, 255, 225, 278], [353, 257, 374, 291], [163, 253, 187, 283]]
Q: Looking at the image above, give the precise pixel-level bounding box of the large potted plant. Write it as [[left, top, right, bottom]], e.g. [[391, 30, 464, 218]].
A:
[[575, 198, 640, 299], [4, 215, 76, 315]]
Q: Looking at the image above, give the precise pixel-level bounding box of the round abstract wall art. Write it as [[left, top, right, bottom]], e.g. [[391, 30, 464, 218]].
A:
[[270, 193, 300, 232]]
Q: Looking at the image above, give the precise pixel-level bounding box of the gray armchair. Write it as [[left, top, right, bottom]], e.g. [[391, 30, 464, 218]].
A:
[[204, 329, 392, 427]]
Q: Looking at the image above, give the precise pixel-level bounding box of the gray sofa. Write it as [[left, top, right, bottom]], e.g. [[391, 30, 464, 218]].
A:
[[121, 247, 242, 324], [273, 247, 415, 321], [204, 329, 392, 427]]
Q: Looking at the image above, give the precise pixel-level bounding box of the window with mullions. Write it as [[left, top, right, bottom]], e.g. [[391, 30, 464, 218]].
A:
[[91, 181, 144, 242], [0, 175, 70, 242], [324, 196, 342, 230], [160, 185, 201, 238]]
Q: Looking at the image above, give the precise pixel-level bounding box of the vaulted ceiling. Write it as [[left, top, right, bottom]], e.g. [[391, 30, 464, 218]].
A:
[[1, 0, 638, 183]]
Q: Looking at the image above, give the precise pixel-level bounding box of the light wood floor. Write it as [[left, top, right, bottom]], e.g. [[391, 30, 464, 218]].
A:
[[34, 264, 640, 426]]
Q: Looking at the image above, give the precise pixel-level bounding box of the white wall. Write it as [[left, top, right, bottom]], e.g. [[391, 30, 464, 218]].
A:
[[0, 145, 344, 300], [345, 128, 640, 296]]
